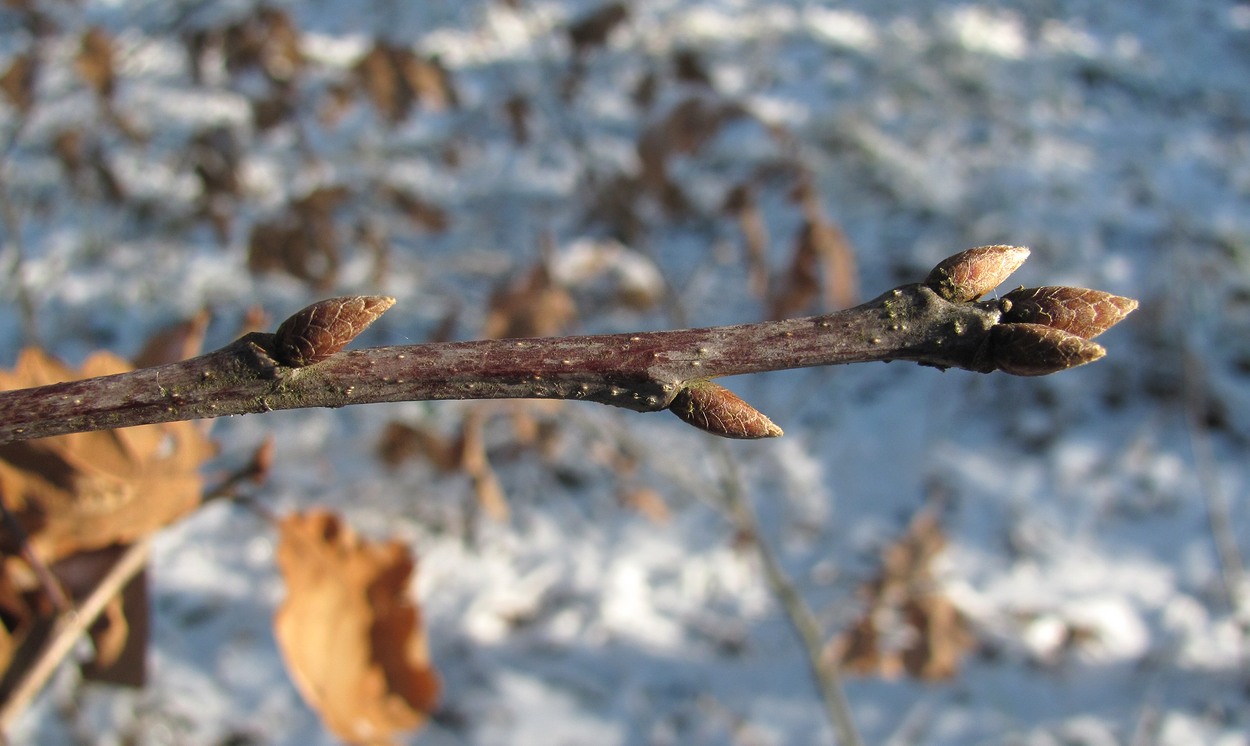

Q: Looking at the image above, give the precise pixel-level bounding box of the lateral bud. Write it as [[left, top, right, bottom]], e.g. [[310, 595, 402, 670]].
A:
[[1001, 286, 1138, 339], [273, 295, 396, 367], [668, 380, 783, 439], [924, 245, 1030, 302], [985, 323, 1106, 377]]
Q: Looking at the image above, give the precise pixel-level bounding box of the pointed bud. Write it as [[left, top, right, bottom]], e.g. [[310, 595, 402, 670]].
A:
[[924, 245, 1030, 302], [986, 323, 1106, 377], [668, 380, 783, 439], [274, 295, 396, 367], [1001, 286, 1137, 339]]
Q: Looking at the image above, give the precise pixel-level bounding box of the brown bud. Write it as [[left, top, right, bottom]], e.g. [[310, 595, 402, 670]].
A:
[[668, 380, 783, 439], [924, 245, 1030, 302], [986, 323, 1106, 377], [273, 295, 396, 367], [1001, 286, 1137, 339]]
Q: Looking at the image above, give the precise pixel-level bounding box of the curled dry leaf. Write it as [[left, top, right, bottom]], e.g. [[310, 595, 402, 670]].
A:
[[483, 263, 577, 340], [723, 183, 770, 298], [219, 6, 305, 83], [355, 42, 458, 123], [1001, 286, 1138, 339], [0, 348, 216, 562], [54, 546, 149, 687], [274, 510, 439, 745], [0, 52, 36, 112], [568, 2, 629, 55], [248, 187, 347, 290], [382, 185, 450, 233], [668, 380, 783, 439], [133, 308, 212, 369], [273, 295, 396, 367], [827, 511, 975, 681], [771, 212, 859, 318], [924, 245, 1030, 303], [985, 322, 1106, 377], [75, 27, 116, 99]]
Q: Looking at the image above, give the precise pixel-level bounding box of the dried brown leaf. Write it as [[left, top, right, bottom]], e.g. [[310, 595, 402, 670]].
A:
[[320, 80, 357, 128], [568, 3, 628, 55], [52, 546, 149, 687], [52, 129, 83, 176], [275, 510, 439, 745], [383, 186, 450, 233], [393, 51, 457, 112], [458, 407, 509, 522], [901, 594, 974, 681], [0, 52, 36, 112], [724, 184, 770, 299], [75, 27, 115, 98], [247, 187, 348, 290], [87, 141, 126, 203], [637, 97, 747, 215], [771, 217, 859, 318], [252, 86, 298, 131], [618, 486, 670, 524], [672, 48, 713, 87], [133, 309, 211, 369], [376, 422, 460, 472], [483, 263, 577, 340], [221, 7, 304, 83], [354, 43, 457, 123], [0, 349, 217, 562], [0, 562, 33, 676], [1001, 286, 1138, 339], [190, 126, 241, 199], [827, 511, 975, 681], [356, 44, 408, 123]]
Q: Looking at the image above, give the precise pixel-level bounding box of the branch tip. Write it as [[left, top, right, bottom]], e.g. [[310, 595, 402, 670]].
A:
[[1001, 286, 1137, 339]]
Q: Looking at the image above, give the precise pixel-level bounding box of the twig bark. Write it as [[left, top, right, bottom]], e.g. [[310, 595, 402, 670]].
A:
[[0, 247, 1135, 445]]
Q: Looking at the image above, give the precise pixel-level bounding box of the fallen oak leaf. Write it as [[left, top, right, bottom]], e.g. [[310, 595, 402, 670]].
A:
[[274, 510, 439, 745], [0, 348, 216, 562], [827, 511, 974, 681]]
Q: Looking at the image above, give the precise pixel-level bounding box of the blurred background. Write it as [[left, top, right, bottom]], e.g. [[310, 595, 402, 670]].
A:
[[0, 1, 1247, 744]]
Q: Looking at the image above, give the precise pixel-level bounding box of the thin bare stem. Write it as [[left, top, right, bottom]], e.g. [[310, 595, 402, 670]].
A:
[[0, 287, 996, 444], [712, 446, 863, 746], [0, 248, 1135, 445]]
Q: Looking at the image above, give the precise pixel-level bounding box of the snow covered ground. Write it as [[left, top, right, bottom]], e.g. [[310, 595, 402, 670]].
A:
[[3, 0, 1249, 744]]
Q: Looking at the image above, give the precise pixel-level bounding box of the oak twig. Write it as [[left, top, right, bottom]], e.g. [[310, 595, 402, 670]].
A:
[[0, 247, 1136, 445]]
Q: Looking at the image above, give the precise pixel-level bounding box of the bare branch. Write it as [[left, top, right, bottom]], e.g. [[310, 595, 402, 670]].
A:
[[0, 247, 1137, 444]]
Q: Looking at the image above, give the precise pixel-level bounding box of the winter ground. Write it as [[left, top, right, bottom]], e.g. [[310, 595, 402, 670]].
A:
[[3, 0, 1250, 744]]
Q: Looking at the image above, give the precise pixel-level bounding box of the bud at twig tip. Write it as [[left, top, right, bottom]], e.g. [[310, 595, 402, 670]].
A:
[[925, 245, 1030, 302], [987, 323, 1106, 377], [1001, 286, 1137, 339]]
